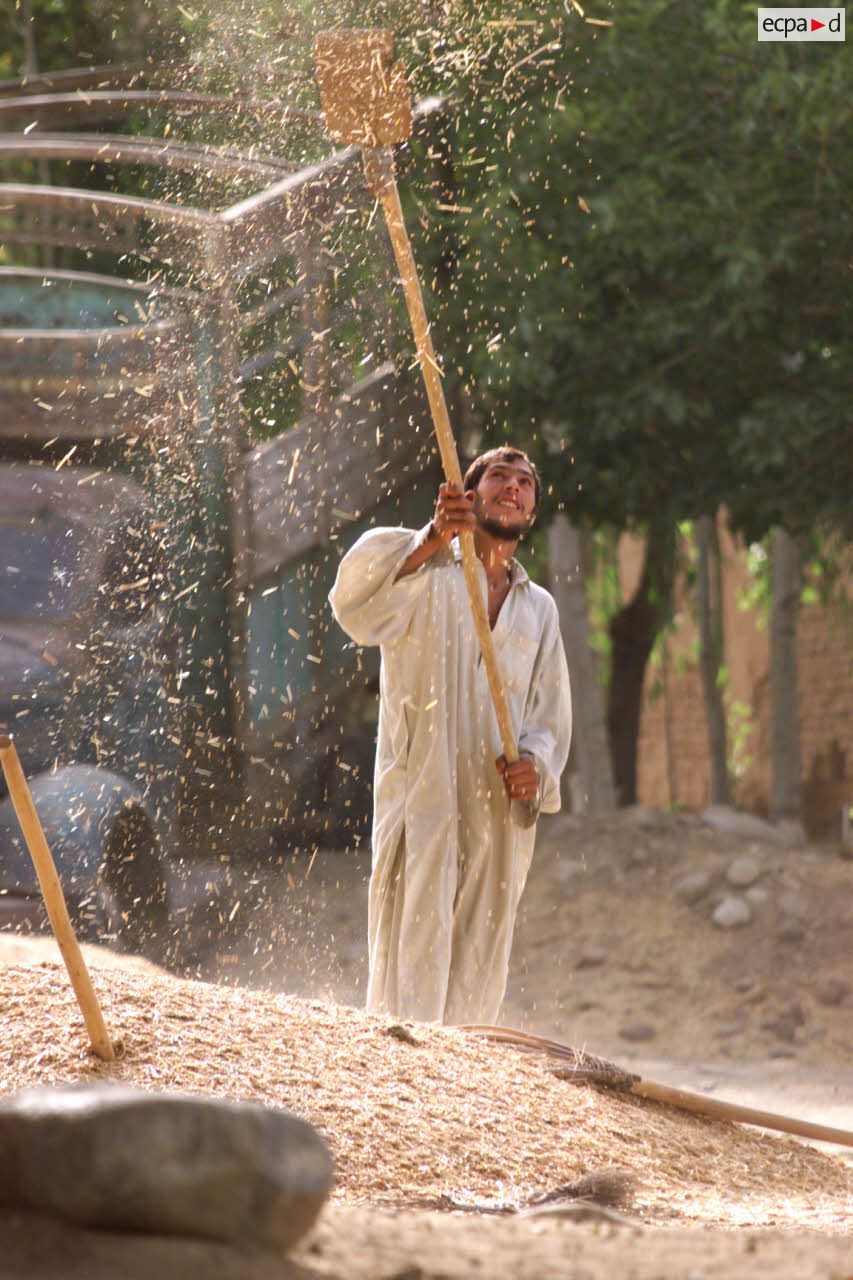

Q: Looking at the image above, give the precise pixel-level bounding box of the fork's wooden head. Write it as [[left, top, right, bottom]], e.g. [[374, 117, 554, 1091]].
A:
[[314, 29, 412, 148]]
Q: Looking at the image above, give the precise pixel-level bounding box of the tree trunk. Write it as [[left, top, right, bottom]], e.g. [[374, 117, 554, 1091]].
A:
[[607, 520, 675, 806], [770, 527, 802, 820], [547, 515, 616, 813], [660, 634, 678, 808], [696, 513, 729, 804]]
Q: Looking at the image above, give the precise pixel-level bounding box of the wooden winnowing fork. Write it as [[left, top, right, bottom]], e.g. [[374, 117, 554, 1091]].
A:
[[314, 29, 520, 766]]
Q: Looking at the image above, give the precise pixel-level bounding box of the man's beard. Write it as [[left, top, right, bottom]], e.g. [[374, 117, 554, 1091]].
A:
[[476, 512, 534, 542]]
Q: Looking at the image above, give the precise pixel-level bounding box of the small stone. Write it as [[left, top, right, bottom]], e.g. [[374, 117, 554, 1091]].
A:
[[675, 870, 712, 905], [621, 806, 665, 829], [715, 1023, 746, 1040], [712, 896, 752, 929], [768, 1045, 796, 1059], [577, 944, 608, 969], [781, 999, 806, 1026], [774, 819, 806, 848], [814, 976, 850, 1008], [745, 886, 768, 906], [726, 855, 761, 888], [384, 1024, 422, 1047], [777, 890, 808, 919], [0, 1084, 333, 1251], [760, 1005, 803, 1042], [777, 918, 806, 944], [732, 976, 754, 993], [773, 1018, 799, 1042], [618, 1022, 657, 1043]]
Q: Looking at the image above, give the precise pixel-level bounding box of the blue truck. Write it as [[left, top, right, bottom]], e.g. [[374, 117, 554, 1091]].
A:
[[0, 69, 443, 954]]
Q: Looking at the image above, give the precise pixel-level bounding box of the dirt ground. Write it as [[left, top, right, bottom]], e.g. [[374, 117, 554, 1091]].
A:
[[175, 807, 853, 1078], [2, 807, 852, 1278]]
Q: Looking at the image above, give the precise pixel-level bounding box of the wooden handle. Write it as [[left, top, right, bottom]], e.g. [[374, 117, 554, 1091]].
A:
[[460, 1021, 853, 1149], [632, 1079, 853, 1149], [0, 735, 116, 1061], [365, 147, 518, 763]]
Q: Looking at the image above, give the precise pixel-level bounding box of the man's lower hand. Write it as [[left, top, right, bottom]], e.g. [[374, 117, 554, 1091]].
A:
[[496, 754, 539, 803]]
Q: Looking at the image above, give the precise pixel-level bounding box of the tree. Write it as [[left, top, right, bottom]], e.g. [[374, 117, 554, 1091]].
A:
[[696, 514, 728, 805], [0, 0, 186, 75], [422, 0, 852, 802], [769, 527, 802, 821], [547, 516, 616, 811]]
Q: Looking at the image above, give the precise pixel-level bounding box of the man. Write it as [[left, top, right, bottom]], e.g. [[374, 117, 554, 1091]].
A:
[[329, 446, 572, 1024]]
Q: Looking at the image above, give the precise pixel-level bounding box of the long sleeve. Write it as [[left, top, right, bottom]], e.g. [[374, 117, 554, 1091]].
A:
[[517, 604, 572, 817], [328, 525, 436, 647]]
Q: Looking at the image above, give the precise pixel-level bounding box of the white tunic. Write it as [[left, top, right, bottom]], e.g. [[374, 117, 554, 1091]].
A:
[[329, 524, 572, 1024]]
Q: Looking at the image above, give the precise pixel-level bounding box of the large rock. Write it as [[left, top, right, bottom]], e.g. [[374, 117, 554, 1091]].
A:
[[0, 1084, 333, 1252], [0, 1207, 300, 1280]]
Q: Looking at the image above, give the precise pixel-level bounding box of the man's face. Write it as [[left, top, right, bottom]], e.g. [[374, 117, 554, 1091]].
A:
[[469, 458, 538, 541]]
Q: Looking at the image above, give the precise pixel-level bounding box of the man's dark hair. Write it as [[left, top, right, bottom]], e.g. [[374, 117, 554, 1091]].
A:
[[463, 445, 541, 510]]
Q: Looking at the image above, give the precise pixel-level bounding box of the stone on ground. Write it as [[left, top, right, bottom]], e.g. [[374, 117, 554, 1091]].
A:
[[674, 870, 712, 904], [813, 976, 850, 1007], [618, 1022, 657, 1043], [701, 806, 801, 847], [0, 1084, 333, 1252], [712, 896, 752, 929], [725, 855, 762, 887]]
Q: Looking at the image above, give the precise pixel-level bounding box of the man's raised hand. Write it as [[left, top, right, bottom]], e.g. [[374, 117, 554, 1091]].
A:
[[394, 484, 474, 582], [431, 483, 477, 545]]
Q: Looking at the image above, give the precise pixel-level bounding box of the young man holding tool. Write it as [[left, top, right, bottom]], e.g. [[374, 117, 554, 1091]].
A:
[[329, 446, 572, 1025]]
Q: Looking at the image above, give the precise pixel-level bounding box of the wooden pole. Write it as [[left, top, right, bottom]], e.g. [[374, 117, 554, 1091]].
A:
[[314, 31, 519, 764], [462, 1023, 853, 1148], [363, 147, 519, 763], [632, 1078, 853, 1149], [0, 735, 116, 1061]]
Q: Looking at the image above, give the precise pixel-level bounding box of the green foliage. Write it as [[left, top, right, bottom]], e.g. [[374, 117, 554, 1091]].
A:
[[415, 0, 853, 546], [0, 0, 191, 75], [582, 528, 623, 684], [727, 697, 754, 783]]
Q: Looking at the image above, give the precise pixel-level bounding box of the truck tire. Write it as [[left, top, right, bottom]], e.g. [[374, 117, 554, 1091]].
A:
[[95, 806, 170, 962]]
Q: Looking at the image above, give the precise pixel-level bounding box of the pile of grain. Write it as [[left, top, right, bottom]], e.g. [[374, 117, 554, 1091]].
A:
[[2, 959, 850, 1232]]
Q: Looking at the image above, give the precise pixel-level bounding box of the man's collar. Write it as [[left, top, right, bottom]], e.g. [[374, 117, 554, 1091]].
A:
[[450, 537, 529, 585]]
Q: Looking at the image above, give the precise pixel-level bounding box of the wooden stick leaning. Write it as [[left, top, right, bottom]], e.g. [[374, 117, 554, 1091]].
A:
[[314, 30, 518, 763], [461, 1024, 853, 1149], [0, 735, 116, 1061]]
